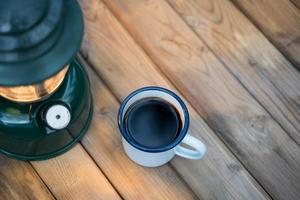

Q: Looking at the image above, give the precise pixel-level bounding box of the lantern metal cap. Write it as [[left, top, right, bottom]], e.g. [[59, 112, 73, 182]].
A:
[[0, 0, 84, 86]]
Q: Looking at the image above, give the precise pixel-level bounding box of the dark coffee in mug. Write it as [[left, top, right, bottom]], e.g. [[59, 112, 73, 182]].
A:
[[124, 98, 182, 148]]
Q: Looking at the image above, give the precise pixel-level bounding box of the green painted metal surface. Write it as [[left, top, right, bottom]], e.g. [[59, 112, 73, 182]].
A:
[[0, 0, 84, 86], [0, 58, 93, 160]]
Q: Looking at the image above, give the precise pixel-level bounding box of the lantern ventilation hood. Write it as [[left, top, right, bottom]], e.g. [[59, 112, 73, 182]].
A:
[[0, 0, 84, 86]]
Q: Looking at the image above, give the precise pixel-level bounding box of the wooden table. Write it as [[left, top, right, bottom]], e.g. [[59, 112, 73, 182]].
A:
[[1, 0, 300, 199]]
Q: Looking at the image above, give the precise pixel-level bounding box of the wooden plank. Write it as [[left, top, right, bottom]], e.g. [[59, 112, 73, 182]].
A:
[[230, 0, 300, 69], [0, 155, 54, 200], [166, 0, 300, 145], [32, 146, 121, 200], [79, 0, 270, 199], [79, 57, 198, 200], [99, 0, 300, 199], [290, 0, 300, 9]]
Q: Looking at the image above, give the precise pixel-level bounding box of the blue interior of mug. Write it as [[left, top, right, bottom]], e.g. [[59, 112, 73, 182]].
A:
[[118, 86, 190, 153]]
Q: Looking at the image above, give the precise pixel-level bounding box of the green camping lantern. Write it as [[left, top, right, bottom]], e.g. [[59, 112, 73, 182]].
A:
[[0, 0, 93, 160]]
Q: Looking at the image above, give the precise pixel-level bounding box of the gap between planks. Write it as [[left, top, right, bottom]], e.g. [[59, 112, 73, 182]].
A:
[[99, 0, 300, 199], [29, 162, 58, 200], [164, 0, 300, 147], [229, 0, 300, 70], [78, 0, 270, 198], [78, 54, 200, 200], [96, 0, 273, 197]]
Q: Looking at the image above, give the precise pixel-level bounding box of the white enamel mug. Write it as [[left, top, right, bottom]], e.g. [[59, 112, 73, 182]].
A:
[[118, 87, 206, 167]]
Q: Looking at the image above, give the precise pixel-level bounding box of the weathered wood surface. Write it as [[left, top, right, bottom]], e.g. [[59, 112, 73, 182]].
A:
[[101, 0, 300, 199], [291, 0, 300, 9], [0, 155, 54, 200], [1, 0, 299, 199], [78, 55, 198, 200], [231, 0, 300, 69], [79, 0, 269, 199], [167, 0, 300, 146], [32, 145, 121, 200]]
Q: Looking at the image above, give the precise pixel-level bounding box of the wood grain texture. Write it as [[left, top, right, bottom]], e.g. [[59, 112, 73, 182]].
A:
[[230, 0, 300, 69], [0, 155, 54, 200], [32, 145, 120, 200], [166, 0, 300, 146], [100, 0, 300, 199], [79, 0, 269, 199], [290, 0, 300, 9], [78, 56, 198, 200]]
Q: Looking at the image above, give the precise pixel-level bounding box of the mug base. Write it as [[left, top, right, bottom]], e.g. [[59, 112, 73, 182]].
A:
[[122, 138, 175, 167]]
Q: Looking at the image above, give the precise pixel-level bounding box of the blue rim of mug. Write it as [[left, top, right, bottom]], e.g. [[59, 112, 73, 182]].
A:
[[118, 86, 190, 153]]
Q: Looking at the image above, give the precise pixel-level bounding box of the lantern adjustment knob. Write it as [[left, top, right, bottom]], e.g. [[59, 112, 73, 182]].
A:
[[45, 104, 71, 130]]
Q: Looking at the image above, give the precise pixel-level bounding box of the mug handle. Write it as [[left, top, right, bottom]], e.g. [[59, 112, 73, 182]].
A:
[[174, 135, 206, 159]]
